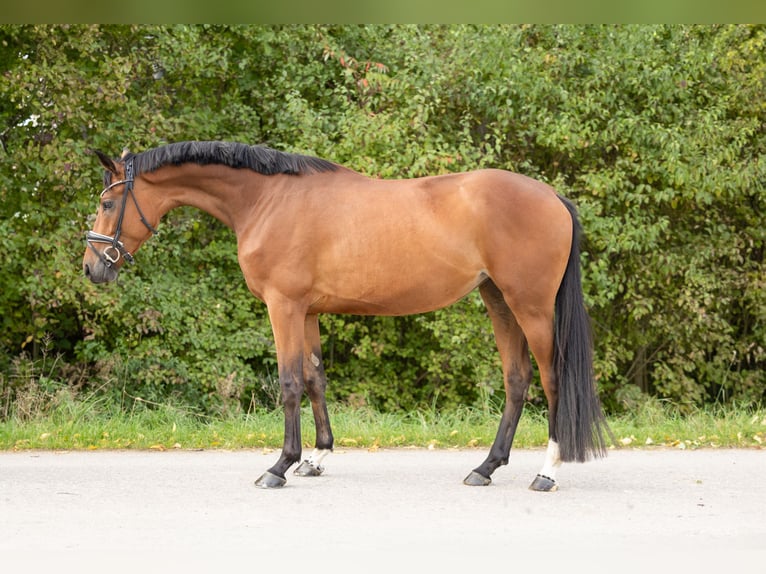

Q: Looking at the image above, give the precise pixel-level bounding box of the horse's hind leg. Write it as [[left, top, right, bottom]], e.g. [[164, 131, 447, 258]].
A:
[[294, 314, 334, 477], [464, 280, 533, 486], [513, 302, 562, 492]]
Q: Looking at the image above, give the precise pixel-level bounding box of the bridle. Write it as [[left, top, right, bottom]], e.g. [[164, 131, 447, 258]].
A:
[[85, 157, 158, 267]]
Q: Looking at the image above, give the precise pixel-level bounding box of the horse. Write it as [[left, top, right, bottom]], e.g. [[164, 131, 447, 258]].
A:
[[82, 140, 609, 490]]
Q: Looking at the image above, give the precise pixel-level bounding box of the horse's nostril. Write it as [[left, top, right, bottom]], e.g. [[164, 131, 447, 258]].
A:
[[84, 263, 91, 278]]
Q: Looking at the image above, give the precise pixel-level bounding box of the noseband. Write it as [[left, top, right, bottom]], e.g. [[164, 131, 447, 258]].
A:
[[85, 157, 158, 267]]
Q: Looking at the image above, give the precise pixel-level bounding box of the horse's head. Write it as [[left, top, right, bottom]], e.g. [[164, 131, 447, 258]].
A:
[[82, 149, 159, 283]]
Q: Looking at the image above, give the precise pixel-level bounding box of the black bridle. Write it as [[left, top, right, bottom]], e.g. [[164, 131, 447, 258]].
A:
[[85, 157, 158, 267]]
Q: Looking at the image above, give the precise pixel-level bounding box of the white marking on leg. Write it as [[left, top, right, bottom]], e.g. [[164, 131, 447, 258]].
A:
[[310, 353, 320, 367], [538, 440, 562, 482], [306, 448, 331, 471]]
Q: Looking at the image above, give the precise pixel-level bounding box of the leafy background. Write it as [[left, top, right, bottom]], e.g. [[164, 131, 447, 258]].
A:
[[1, 25, 763, 417]]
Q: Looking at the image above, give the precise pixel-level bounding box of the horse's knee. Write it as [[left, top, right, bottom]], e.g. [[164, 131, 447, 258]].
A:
[[280, 377, 304, 407]]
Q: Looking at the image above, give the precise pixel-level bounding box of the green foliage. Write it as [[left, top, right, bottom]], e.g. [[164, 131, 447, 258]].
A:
[[1, 24, 764, 418]]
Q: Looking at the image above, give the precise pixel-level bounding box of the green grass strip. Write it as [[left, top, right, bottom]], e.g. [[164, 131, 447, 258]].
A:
[[1, 399, 763, 452]]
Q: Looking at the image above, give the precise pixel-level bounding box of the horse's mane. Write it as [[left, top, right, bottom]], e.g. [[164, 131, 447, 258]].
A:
[[129, 141, 338, 177]]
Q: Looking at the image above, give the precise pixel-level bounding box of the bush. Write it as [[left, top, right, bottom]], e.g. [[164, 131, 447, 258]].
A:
[[1, 25, 763, 417]]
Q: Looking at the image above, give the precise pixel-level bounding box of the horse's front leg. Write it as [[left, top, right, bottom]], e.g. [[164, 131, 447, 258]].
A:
[[255, 301, 307, 489], [294, 314, 334, 477]]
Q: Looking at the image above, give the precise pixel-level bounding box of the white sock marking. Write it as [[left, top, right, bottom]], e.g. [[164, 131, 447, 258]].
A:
[[306, 448, 331, 469], [538, 440, 562, 481]]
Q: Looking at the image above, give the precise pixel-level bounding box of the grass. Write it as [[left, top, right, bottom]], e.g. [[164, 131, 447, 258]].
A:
[[3, 343, 763, 452], [1, 392, 764, 452]]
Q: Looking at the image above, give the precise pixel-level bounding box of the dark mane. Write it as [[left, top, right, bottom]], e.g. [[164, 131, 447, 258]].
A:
[[130, 141, 338, 176]]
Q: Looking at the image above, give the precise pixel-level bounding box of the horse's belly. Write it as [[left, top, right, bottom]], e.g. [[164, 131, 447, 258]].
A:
[[308, 267, 487, 316]]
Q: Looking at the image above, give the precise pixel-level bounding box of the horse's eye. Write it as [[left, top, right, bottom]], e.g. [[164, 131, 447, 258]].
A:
[[102, 200, 114, 211]]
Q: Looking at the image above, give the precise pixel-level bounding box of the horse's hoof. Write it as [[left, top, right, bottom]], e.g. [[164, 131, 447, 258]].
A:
[[255, 471, 287, 489], [294, 460, 323, 477], [529, 474, 558, 492], [463, 470, 492, 486]]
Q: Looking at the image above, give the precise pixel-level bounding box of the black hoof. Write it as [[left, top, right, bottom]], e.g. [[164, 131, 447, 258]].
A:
[[255, 471, 287, 489], [294, 460, 323, 477], [529, 474, 558, 492], [463, 470, 492, 486]]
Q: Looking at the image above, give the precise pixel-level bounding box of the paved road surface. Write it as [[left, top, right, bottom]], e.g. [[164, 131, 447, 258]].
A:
[[1, 448, 763, 572]]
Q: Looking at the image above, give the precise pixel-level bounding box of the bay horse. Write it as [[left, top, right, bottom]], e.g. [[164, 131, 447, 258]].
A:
[[82, 141, 609, 490]]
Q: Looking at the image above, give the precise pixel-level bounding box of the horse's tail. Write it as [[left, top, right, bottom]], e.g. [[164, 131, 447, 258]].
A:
[[554, 196, 610, 462]]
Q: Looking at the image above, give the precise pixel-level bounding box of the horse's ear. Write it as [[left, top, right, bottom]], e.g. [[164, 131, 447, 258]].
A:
[[94, 150, 118, 174], [120, 147, 131, 159]]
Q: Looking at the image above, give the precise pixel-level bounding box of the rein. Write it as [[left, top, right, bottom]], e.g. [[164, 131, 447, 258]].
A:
[[85, 157, 158, 267]]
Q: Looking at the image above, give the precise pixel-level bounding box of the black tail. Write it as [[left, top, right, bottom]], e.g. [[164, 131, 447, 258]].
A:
[[554, 196, 610, 462]]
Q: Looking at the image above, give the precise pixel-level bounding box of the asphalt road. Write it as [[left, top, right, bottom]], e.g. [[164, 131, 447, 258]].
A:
[[1, 448, 763, 572]]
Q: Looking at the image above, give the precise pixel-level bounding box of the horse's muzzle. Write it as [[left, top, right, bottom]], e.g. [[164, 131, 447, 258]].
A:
[[83, 258, 119, 284]]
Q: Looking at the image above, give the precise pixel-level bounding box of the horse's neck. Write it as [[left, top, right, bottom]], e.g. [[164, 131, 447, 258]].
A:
[[153, 165, 268, 231]]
